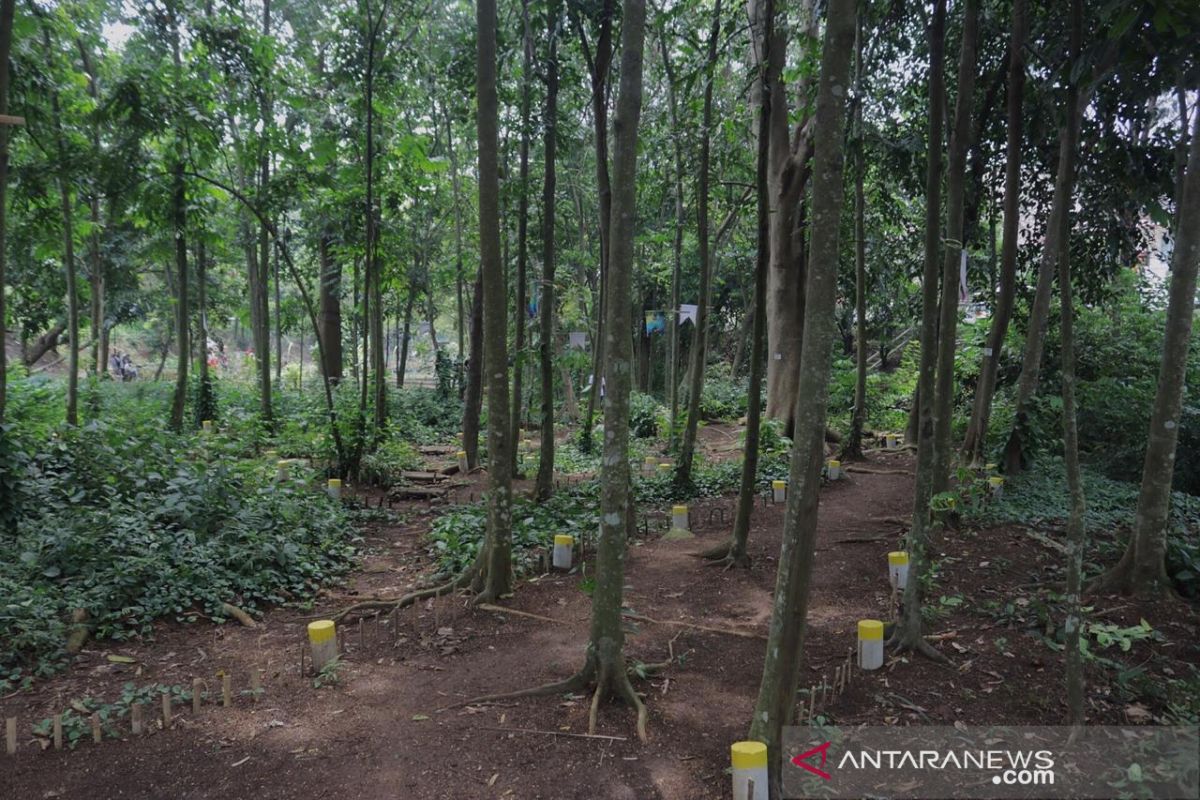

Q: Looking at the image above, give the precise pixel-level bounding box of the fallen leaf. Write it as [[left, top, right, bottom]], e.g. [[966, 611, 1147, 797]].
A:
[[411, 714, 430, 722], [487, 773, 499, 787], [106, 655, 137, 664]]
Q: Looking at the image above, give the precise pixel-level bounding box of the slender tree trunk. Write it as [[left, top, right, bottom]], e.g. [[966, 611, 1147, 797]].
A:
[[273, 248, 282, 381], [962, 0, 1027, 464], [472, 0, 514, 601], [44, 25, 80, 427], [676, 0, 722, 487], [659, 32, 685, 453], [577, 0, 614, 452], [747, 0, 856, 786], [930, 0, 980, 495], [462, 271, 484, 467], [197, 241, 209, 389], [0, 0, 12, 423], [398, 291, 414, 388], [78, 41, 104, 378], [512, 0, 532, 470], [254, 0, 273, 425], [844, 11, 868, 459], [706, 0, 772, 568], [1058, 1, 1085, 726], [318, 231, 343, 382], [1091, 111, 1200, 598], [535, 3, 561, 500], [894, 0, 947, 653], [365, 8, 387, 434]]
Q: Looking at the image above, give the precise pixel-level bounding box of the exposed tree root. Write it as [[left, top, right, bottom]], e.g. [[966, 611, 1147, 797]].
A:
[[886, 629, 951, 663], [1085, 554, 1179, 602], [693, 540, 751, 569], [453, 668, 594, 709], [845, 466, 912, 476], [329, 566, 478, 622], [221, 603, 257, 628]]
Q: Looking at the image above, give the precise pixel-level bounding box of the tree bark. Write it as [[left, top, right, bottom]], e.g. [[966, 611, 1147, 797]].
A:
[[52, 100, 80, 427], [576, 0, 614, 453], [659, 30, 685, 453], [930, 0, 980, 495], [535, 2, 561, 501], [317, 231, 343, 382], [961, 0, 1027, 465], [893, 0, 947, 652], [747, 0, 855, 785], [472, 0, 514, 601], [582, 0, 648, 738], [254, 0, 273, 425], [462, 272, 484, 468], [167, 4, 189, 433], [511, 0, 532, 469], [676, 0, 722, 487], [1091, 111, 1200, 598], [844, 10, 868, 459], [0, 0, 12, 422]]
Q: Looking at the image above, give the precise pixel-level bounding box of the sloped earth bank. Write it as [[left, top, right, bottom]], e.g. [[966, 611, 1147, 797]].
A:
[[4, 440, 1197, 799]]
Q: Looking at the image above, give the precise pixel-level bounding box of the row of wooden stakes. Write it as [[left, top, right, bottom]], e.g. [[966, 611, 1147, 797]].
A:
[[799, 648, 856, 722], [4, 670, 263, 756]]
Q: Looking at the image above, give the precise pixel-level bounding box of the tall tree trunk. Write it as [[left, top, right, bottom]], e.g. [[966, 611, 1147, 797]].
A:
[[582, 0, 648, 737], [254, 0, 273, 425], [576, 0, 614, 452], [659, 30, 685, 453], [0, 0, 12, 422], [78, 41, 104, 378], [747, 0, 856, 785], [471, 0, 513, 602], [1091, 111, 1200, 598], [762, 0, 817, 438], [961, 0, 1027, 465], [512, 0, 532, 470], [398, 291, 414, 388], [893, 0, 947, 654], [930, 0, 980, 495], [1058, 1, 1085, 726], [462, 271, 484, 468], [167, 3, 188, 433], [318, 231, 343, 382], [365, 6, 386, 434], [704, 0, 772, 569], [51, 84, 80, 427], [844, 10, 868, 459], [273, 248, 282, 382], [676, 0, 721, 487], [197, 241, 209, 389], [535, 4, 561, 500]]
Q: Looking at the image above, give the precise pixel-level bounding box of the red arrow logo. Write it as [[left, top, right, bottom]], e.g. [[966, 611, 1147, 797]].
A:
[[791, 741, 833, 781]]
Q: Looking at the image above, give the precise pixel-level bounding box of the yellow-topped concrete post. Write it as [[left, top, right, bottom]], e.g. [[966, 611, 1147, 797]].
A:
[[858, 619, 884, 670], [731, 741, 768, 800], [308, 620, 338, 672]]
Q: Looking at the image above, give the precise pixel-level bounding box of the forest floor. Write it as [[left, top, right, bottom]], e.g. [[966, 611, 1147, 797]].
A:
[[3, 424, 1197, 799]]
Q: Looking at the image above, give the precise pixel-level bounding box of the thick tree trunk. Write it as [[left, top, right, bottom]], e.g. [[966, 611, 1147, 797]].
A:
[[535, 4, 560, 501], [462, 271, 484, 468], [747, 0, 855, 785], [1091, 111, 1200, 599], [0, 0, 12, 422], [962, 0, 1027, 465], [894, 0, 947, 652], [676, 0, 722, 487], [365, 12, 386, 434], [762, 0, 817, 437], [472, 0, 514, 601], [582, 0, 648, 738], [930, 0, 980, 495], [254, 0, 273, 425], [47, 50, 80, 427], [318, 232, 343, 382], [168, 167, 189, 431], [660, 32, 685, 453]]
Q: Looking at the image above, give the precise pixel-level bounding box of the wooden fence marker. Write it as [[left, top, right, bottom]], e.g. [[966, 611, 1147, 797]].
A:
[[192, 678, 203, 713], [222, 673, 232, 707], [5, 717, 15, 755], [91, 713, 102, 744], [162, 693, 172, 728], [131, 703, 143, 735]]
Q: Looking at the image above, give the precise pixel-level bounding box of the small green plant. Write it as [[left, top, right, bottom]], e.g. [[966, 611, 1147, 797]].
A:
[[313, 657, 344, 689]]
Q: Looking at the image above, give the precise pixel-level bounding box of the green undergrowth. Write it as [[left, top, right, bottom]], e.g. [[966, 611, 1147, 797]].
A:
[[966, 458, 1200, 597], [0, 418, 357, 692]]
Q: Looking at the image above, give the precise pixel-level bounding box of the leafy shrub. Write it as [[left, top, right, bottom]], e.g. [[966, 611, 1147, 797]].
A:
[[0, 420, 357, 690], [360, 437, 423, 486], [629, 392, 664, 439]]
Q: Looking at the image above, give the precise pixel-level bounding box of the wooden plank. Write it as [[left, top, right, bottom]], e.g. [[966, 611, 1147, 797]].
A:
[[0, 114, 26, 126], [399, 470, 445, 483], [389, 485, 448, 501]]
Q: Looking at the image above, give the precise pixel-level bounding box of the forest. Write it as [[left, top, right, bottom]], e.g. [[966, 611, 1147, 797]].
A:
[[0, 0, 1198, 797]]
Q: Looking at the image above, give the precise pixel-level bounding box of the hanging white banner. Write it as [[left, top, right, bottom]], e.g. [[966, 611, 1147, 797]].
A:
[[679, 304, 698, 326], [568, 331, 587, 349]]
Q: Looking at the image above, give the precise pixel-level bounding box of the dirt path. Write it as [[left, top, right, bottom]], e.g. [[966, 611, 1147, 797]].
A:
[[4, 448, 1195, 799]]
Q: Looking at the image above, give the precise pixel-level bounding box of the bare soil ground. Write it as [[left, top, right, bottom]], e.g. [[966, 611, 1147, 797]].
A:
[[3, 427, 1196, 799]]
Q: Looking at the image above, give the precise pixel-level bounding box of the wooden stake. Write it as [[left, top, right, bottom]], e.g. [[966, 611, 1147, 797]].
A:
[[822, 674, 829, 707], [747, 778, 756, 800], [131, 703, 143, 735], [192, 678, 203, 714], [250, 669, 262, 702], [222, 673, 232, 707], [52, 715, 63, 749], [162, 693, 172, 729], [434, 597, 441, 632], [807, 685, 817, 721], [4, 717, 15, 755], [91, 713, 101, 744], [358, 617, 365, 650]]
